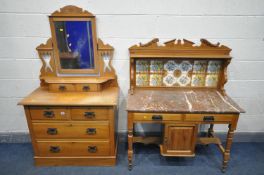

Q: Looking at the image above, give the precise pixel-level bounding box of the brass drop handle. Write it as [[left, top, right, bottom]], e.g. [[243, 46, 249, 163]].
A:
[[203, 116, 215, 122], [88, 146, 97, 153], [86, 128, 96, 135], [49, 146, 60, 153], [47, 128, 58, 135], [152, 115, 163, 121], [43, 111, 54, 118], [83, 86, 90, 91], [84, 112, 95, 119], [59, 85, 66, 91]]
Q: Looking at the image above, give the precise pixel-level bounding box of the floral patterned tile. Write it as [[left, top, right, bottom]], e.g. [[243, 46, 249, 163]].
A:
[[136, 74, 149, 86], [136, 60, 149, 73], [207, 61, 222, 73], [150, 60, 163, 73], [163, 74, 177, 87], [177, 74, 191, 86], [205, 74, 219, 87], [149, 74, 163, 86], [193, 60, 207, 73], [179, 61, 192, 73], [164, 60, 177, 73], [191, 74, 205, 86]]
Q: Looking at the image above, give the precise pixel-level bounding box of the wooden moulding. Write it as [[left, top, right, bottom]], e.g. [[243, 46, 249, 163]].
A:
[[129, 38, 232, 58], [50, 5, 95, 17]]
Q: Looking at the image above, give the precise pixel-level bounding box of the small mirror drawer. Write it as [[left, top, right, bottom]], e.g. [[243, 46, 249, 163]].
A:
[[71, 107, 112, 120], [29, 107, 70, 120], [32, 122, 109, 139], [37, 141, 110, 156], [75, 84, 101, 92], [49, 84, 75, 92]]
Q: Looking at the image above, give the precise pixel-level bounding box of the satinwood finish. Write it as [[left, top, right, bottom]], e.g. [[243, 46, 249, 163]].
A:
[[19, 5, 119, 166], [127, 38, 244, 172]]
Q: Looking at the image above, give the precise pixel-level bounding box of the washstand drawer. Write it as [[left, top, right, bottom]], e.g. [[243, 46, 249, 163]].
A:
[[29, 107, 70, 120], [37, 140, 110, 156], [32, 122, 109, 139], [133, 113, 183, 121], [71, 107, 112, 120], [75, 84, 101, 92], [49, 84, 75, 92], [185, 114, 237, 122]]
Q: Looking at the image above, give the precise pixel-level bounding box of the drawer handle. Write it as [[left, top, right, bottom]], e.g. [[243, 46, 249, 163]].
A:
[[88, 146, 97, 153], [83, 86, 90, 91], [49, 146, 60, 153], [84, 112, 95, 119], [59, 85, 66, 91], [86, 128, 96, 135], [152, 115, 163, 121], [47, 128, 58, 135], [43, 111, 54, 118], [203, 116, 215, 122]]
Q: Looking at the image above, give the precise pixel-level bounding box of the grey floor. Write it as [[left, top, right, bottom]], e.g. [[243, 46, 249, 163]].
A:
[[0, 142, 264, 175]]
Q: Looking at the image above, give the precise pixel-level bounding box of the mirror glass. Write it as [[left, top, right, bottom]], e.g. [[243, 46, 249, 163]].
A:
[[54, 21, 95, 69]]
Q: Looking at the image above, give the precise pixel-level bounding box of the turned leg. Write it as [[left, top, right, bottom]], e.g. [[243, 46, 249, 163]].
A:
[[207, 124, 214, 137], [127, 113, 134, 170], [222, 124, 235, 173]]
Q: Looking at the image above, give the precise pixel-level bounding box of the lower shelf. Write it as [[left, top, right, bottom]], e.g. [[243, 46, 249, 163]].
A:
[[34, 156, 116, 166]]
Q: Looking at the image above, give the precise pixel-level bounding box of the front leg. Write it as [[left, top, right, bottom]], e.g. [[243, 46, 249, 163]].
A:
[[222, 124, 235, 173], [127, 113, 134, 170]]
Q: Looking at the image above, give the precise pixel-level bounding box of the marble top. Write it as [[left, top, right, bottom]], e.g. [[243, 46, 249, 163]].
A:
[[127, 89, 244, 114]]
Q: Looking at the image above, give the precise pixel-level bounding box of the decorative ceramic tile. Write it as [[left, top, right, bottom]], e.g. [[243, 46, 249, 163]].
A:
[[149, 74, 163, 86], [179, 61, 192, 73], [193, 60, 207, 73], [178, 74, 191, 86], [136, 74, 149, 86], [164, 60, 177, 73], [205, 74, 219, 87], [150, 60, 163, 73], [207, 61, 221, 73], [163, 74, 177, 86], [136, 60, 149, 73], [191, 74, 205, 86]]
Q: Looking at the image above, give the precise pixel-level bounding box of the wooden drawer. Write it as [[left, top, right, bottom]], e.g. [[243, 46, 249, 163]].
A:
[[32, 122, 109, 139], [185, 114, 237, 122], [37, 140, 110, 156], [71, 107, 112, 120], [75, 84, 101, 92], [29, 107, 70, 120], [49, 84, 75, 92], [133, 113, 183, 121]]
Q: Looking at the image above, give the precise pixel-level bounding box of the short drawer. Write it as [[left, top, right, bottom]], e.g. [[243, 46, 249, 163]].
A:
[[49, 84, 75, 92], [37, 140, 110, 156], [133, 113, 183, 121], [32, 122, 109, 139], [185, 114, 237, 122], [71, 107, 112, 120], [29, 107, 70, 120], [75, 84, 101, 92]]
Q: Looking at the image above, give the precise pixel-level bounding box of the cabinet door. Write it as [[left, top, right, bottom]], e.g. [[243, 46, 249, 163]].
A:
[[162, 124, 197, 156]]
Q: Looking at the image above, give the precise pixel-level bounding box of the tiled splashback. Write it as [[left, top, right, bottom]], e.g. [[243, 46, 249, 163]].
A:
[[135, 59, 222, 87]]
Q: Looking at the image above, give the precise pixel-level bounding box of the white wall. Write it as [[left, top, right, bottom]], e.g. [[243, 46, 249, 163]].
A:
[[0, 0, 263, 133]]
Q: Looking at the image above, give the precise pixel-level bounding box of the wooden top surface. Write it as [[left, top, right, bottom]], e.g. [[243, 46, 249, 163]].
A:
[[42, 76, 115, 84], [18, 87, 119, 106], [127, 89, 244, 114]]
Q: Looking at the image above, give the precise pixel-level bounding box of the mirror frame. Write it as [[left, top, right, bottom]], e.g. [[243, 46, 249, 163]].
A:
[[49, 15, 99, 74]]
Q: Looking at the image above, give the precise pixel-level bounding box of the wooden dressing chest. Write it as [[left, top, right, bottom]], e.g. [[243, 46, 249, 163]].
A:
[[127, 38, 245, 172], [18, 6, 119, 166]]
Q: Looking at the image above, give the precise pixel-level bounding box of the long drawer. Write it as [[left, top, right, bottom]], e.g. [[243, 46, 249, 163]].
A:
[[184, 114, 237, 122], [37, 140, 110, 156], [133, 113, 183, 121], [32, 122, 109, 139]]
